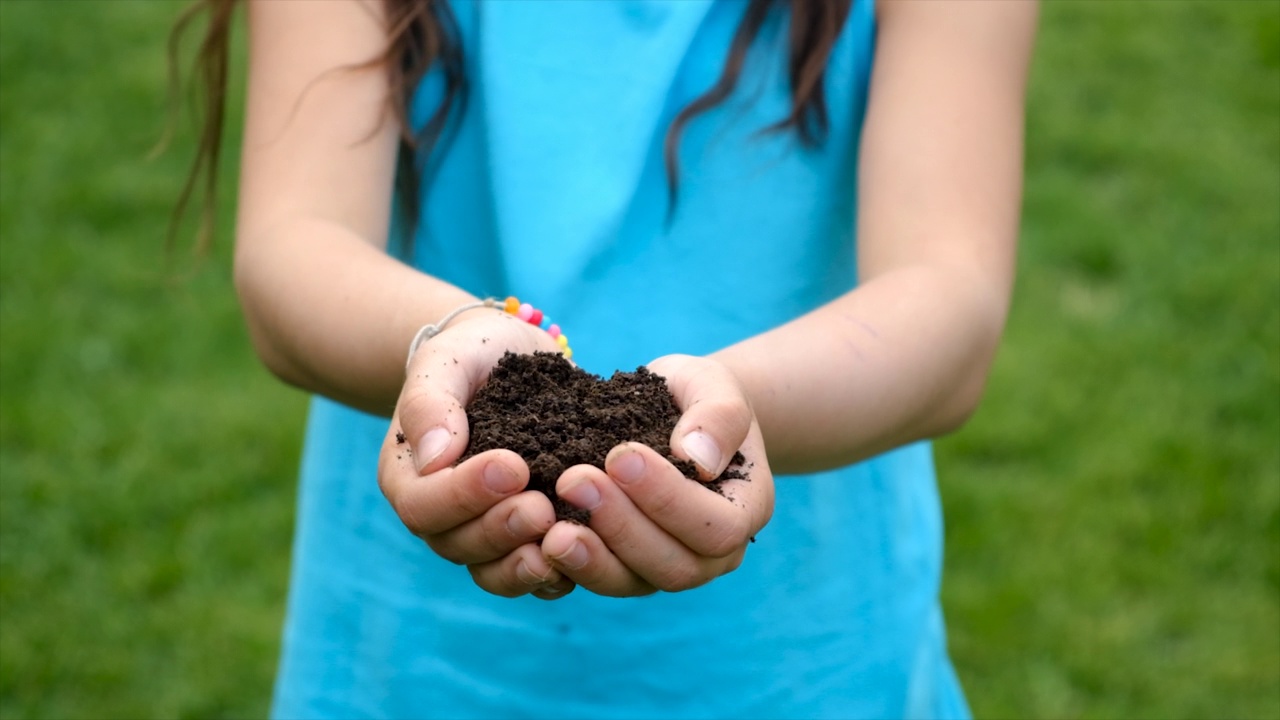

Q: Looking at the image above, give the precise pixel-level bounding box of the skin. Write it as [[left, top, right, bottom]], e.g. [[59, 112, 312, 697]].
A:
[[232, 0, 1037, 599]]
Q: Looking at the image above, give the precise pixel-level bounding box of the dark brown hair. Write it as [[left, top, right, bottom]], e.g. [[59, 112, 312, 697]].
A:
[[167, 0, 853, 249]]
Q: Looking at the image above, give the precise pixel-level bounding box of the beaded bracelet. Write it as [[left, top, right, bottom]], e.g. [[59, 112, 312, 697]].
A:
[[405, 296, 572, 373]]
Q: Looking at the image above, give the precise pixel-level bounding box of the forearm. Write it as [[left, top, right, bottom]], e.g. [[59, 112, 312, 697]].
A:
[[721, 0, 1036, 474], [234, 217, 477, 415], [713, 260, 1009, 474]]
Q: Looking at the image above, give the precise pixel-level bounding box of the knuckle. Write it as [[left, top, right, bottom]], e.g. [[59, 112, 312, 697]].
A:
[[397, 470, 481, 538], [426, 537, 468, 566], [597, 575, 655, 598], [442, 473, 492, 524], [699, 513, 750, 558], [701, 396, 751, 432], [723, 548, 746, 575], [591, 511, 635, 550], [467, 565, 523, 598], [389, 491, 428, 537], [375, 457, 395, 498], [638, 482, 681, 522], [398, 385, 434, 419], [428, 518, 509, 566], [398, 386, 453, 433], [652, 562, 703, 593]]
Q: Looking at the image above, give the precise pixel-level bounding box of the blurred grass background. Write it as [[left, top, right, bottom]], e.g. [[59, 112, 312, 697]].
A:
[[0, 1, 1276, 718]]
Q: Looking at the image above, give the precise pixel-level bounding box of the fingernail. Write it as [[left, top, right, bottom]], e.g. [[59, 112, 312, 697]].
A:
[[682, 430, 722, 474], [516, 559, 545, 586], [559, 478, 601, 510], [553, 541, 589, 570], [507, 509, 537, 539], [483, 461, 521, 494], [414, 427, 451, 473], [611, 449, 646, 485]]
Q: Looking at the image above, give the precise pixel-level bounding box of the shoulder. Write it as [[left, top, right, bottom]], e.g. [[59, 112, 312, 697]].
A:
[[874, 0, 1038, 44], [868, 0, 1038, 100]]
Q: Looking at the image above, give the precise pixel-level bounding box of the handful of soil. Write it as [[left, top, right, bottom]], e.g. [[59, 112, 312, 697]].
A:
[[457, 352, 748, 523]]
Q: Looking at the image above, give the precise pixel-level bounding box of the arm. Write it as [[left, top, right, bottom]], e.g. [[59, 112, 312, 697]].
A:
[[236, 0, 572, 595], [232, 0, 478, 415], [382, 0, 1037, 600], [530, 0, 1036, 598], [715, 0, 1038, 473]]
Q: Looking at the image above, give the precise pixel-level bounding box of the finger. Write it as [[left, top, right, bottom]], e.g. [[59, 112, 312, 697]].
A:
[[647, 355, 752, 480], [604, 442, 762, 559], [530, 578, 577, 601], [378, 447, 529, 536], [398, 342, 483, 475], [467, 543, 572, 599], [555, 465, 718, 593], [425, 490, 556, 565], [540, 519, 657, 597]]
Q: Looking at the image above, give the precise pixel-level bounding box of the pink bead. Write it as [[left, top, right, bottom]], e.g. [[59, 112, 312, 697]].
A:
[[529, 309, 543, 325], [517, 303, 534, 321], [548, 324, 561, 339]]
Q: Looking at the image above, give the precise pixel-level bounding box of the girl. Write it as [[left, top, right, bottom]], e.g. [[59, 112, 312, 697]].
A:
[[177, 0, 1036, 716]]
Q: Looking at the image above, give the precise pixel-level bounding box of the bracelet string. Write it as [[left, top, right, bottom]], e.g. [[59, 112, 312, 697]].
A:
[[405, 296, 572, 373]]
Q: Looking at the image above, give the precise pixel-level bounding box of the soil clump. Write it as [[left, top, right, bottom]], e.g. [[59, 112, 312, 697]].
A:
[[457, 352, 748, 523]]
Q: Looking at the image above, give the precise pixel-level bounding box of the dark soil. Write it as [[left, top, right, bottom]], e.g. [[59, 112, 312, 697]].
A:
[[457, 352, 748, 523]]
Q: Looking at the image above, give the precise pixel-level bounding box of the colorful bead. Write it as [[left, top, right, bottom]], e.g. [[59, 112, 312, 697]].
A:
[[415, 297, 573, 366], [492, 298, 570, 357]]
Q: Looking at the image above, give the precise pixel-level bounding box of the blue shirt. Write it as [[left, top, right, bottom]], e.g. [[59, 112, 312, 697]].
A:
[[273, 1, 970, 717]]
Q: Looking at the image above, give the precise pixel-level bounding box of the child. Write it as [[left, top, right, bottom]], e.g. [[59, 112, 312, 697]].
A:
[[177, 0, 1035, 716]]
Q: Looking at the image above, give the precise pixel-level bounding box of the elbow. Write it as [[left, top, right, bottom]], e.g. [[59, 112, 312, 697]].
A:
[[932, 368, 989, 436], [241, 314, 308, 391], [932, 274, 1011, 436], [232, 248, 310, 390], [930, 327, 1005, 437]]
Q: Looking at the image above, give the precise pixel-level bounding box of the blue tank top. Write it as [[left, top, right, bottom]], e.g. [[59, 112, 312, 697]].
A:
[[272, 1, 970, 717]]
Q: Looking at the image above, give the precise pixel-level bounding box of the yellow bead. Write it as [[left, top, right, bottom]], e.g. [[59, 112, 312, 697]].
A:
[[504, 296, 519, 314], [557, 334, 569, 348], [563, 347, 573, 360]]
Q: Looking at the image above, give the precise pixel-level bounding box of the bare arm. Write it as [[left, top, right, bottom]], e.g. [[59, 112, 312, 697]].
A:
[[232, 0, 477, 415], [715, 0, 1038, 473], [254, 0, 1037, 600], [502, 0, 1038, 598]]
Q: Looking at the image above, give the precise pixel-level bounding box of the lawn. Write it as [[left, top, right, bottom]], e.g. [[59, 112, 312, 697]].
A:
[[1, 1, 1277, 718]]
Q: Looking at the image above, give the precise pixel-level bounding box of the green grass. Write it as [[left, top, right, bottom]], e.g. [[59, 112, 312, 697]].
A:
[[935, 2, 1280, 717], [1, 1, 1277, 718], [0, 3, 301, 718]]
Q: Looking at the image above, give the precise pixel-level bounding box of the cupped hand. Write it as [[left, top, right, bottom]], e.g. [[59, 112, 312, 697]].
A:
[[377, 308, 576, 600], [539, 354, 775, 596]]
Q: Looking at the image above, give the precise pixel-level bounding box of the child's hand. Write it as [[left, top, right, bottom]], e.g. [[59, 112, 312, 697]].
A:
[[539, 354, 775, 596], [377, 310, 576, 599]]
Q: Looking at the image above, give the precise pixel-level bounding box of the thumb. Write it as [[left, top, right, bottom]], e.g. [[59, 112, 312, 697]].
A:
[[648, 355, 753, 481], [398, 344, 476, 475]]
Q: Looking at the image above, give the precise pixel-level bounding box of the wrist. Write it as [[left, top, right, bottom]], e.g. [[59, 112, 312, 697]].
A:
[[405, 296, 573, 373]]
